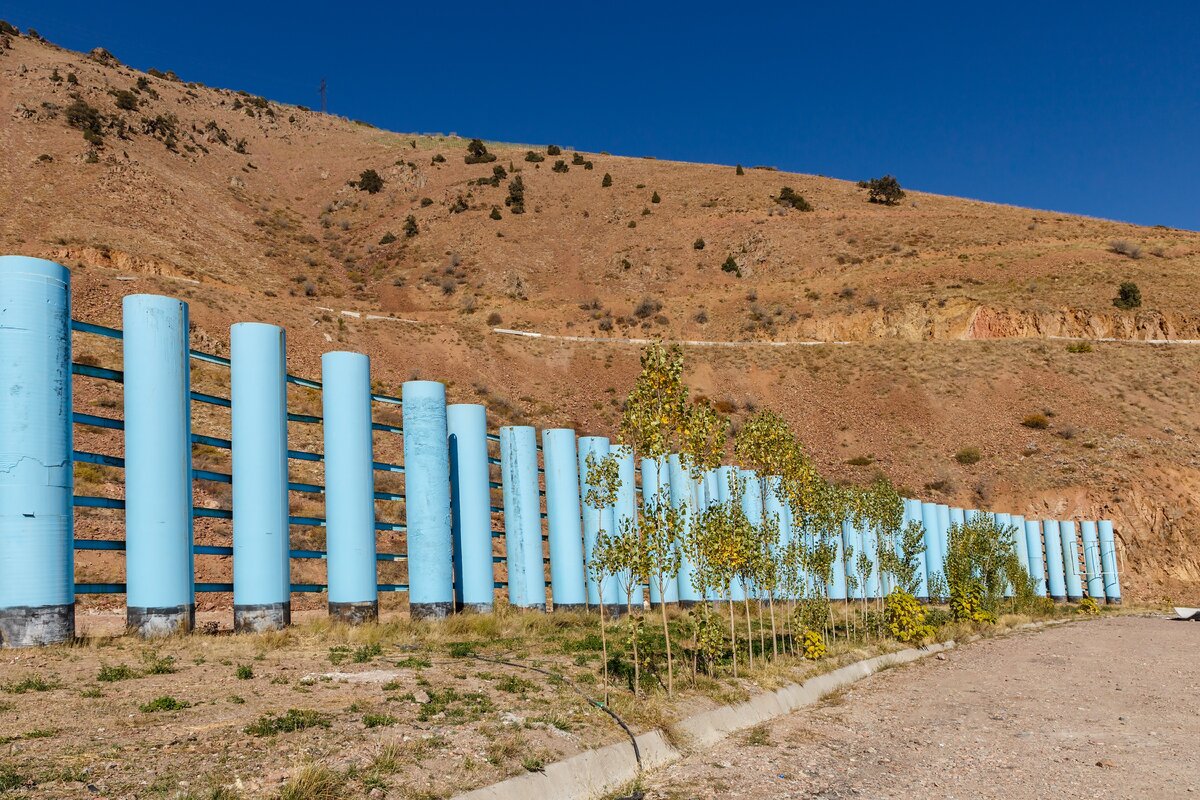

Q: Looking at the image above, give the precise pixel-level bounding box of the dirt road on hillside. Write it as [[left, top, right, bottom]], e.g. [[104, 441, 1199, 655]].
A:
[[645, 617, 1199, 799]]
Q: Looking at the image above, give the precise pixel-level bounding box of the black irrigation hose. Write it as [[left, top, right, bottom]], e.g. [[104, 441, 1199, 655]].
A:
[[466, 652, 643, 770]]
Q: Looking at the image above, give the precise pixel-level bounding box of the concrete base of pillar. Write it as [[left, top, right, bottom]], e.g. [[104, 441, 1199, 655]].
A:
[[1105, 597, 1122, 605], [455, 602, 494, 614], [409, 601, 452, 621], [128, 604, 195, 637], [0, 603, 74, 647], [234, 602, 291, 633], [328, 600, 379, 624]]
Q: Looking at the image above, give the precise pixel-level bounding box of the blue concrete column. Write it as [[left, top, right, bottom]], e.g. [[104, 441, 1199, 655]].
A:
[[321, 352, 377, 623], [763, 475, 787, 598], [1042, 520, 1067, 601], [1010, 514, 1030, 577], [500, 426, 544, 610], [702, 468, 722, 601], [640, 455, 663, 605], [920, 502, 942, 600], [0, 256, 74, 647], [123, 295, 194, 636], [1059, 520, 1084, 602], [542, 429, 586, 611], [740, 469, 765, 599], [993, 512, 1014, 598], [231, 323, 290, 632], [670, 455, 700, 605], [448, 404, 493, 613], [841, 519, 862, 601], [612, 445, 640, 608], [863, 520, 881, 600], [1097, 520, 1121, 604], [828, 522, 848, 601], [404, 381, 454, 619], [1025, 519, 1048, 597], [578, 436, 620, 608], [949, 507, 966, 531], [936, 504, 951, 574], [1079, 521, 1105, 600]]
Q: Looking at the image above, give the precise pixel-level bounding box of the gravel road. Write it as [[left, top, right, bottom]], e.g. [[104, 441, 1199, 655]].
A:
[[644, 616, 1198, 799]]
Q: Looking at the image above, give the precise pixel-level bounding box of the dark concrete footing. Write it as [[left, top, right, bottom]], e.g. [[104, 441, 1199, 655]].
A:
[[234, 602, 291, 633], [677, 600, 699, 609], [552, 603, 587, 612], [1067, 595, 1083, 603], [1050, 595, 1067, 602], [0, 603, 75, 647], [409, 601, 453, 621], [455, 602, 494, 614], [1106, 597, 1122, 605], [128, 604, 195, 637], [328, 600, 379, 624]]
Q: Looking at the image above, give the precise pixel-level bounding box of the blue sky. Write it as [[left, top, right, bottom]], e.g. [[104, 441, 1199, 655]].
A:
[[8, 2, 1198, 229]]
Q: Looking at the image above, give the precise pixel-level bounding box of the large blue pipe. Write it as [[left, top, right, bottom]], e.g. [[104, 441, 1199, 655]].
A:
[[863, 520, 881, 600], [841, 519, 862, 601], [1059, 520, 1084, 602], [231, 323, 290, 632], [123, 295, 194, 636], [900, 498, 924, 598], [740, 469, 766, 600], [920, 502, 942, 600], [500, 426, 543, 610], [1009, 513, 1030, 580], [993, 512, 1015, 598], [641, 455, 664, 606], [0, 256, 74, 646], [612, 445, 640, 607], [322, 352, 377, 622], [1097, 520, 1121, 604], [542, 429, 586, 610], [828, 521, 848, 602], [716, 465, 745, 601], [1025, 519, 1048, 597], [578, 436, 620, 608], [404, 381, 454, 618], [703, 468, 722, 602], [1079, 521, 1105, 600], [449, 404, 493, 612], [936, 504, 951, 580], [670, 455, 700, 605], [1042, 519, 1067, 601], [763, 476, 787, 599]]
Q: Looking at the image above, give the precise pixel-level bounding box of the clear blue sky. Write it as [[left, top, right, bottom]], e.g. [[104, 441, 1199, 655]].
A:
[[8, 2, 1198, 229]]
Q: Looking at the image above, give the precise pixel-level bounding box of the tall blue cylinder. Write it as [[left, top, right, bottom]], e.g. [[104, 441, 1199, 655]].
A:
[[231, 323, 290, 632], [993, 512, 1014, 598], [448, 404, 493, 612], [716, 465, 746, 601], [1059, 520, 1084, 602], [828, 523, 848, 601], [936, 504, 951, 578], [863, 521, 881, 600], [1042, 519, 1066, 601], [900, 498, 926, 599], [578, 436, 620, 608], [841, 520, 863, 601], [1010, 513, 1030, 579], [641, 455, 664, 605], [0, 256, 74, 647], [123, 295, 194, 636], [500, 426, 543, 610], [763, 476, 787, 599], [740, 469, 764, 599], [1025, 519, 1048, 597], [1097, 520, 1121, 604], [612, 445, 640, 607], [322, 352, 377, 622], [542, 429, 586, 610], [669, 455, 700, 605], [949, 507, 966, 531], [404, 381, 454, 618], [920, 502, 942, 600], [1079, 521, 1105, 600]]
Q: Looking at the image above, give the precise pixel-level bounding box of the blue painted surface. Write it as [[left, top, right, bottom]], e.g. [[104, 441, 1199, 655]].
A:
[[0, 257, 74, 639], [123, 295, 194, 615], [403, 381, 453, 614], [1009, 513, 1030, 579], [762, 476, 787, 598], [740, 469, 764, 600], [920, 502, 942, 599], [1025, 519, 1048, 597], [1042, 520, 1067, 600], [542, 429, 586, 608], [840, 519, 862, 601], [1097, 520, 1121, 603], [993, 512, 1014, 597], [230, 323, 290, 611], [500, 426, 543, 609], [1079, 520, 1105, 600], [1059, 520, 1084, 601], [321, 352, 377, 606], [578, 436, 619, 607], [670, 455, 699, 604], [449, 404, 493, 610], [936, 504, 951, 579], [715, 465, 746, 601], [612, 445, 641, 605]]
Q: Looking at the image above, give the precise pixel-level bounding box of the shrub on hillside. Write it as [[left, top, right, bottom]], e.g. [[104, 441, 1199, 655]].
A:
[[571, 152, 585, 165], [379, 231, 397, 245], [489, 206, 502, 220], [633, 297, 663, 319], [1113, 281, 1141, 310], [355, 169, 384, 194], [721, 255, 741, 277], [65, 98, 105, 145], [602, 173, 612, 187], [954, 447, 982, 465], [863, 174, 905, 205], [524, 151, 545, 163], [693, 238, 705, 250], [776, 186, 812, 211], [0, 20, 19, 36], [464, 138, 496, 164], [1021, 413, 1050, 430], [552, 160, 569, 173], [735, 164, 745, 175], [505, 176, 526, 214], [404, 215, 419, 237], [1109, 240, 1142, 259], [546, 144, 562, 156], [651, 191, 661, 203], [431, 153, 446, 164]]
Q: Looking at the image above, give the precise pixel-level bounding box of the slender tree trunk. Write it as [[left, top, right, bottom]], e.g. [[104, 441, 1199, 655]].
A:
[[728, 597, 738, 677], [768, 594, 779, 660], [743, 596, 754, 669], [599, 600, 609, 706], [757, 600, 766, 660], [659, 585, 674, 696]]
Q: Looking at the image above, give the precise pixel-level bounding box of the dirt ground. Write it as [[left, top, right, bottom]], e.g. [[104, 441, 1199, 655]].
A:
[[643, 616, 1199, 800]]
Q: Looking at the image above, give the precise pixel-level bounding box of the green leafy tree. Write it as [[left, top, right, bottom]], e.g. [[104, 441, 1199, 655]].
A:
[[864, 174, 905, 205], [356, 169, 384, 194], [1113, 281, 1141, 310]]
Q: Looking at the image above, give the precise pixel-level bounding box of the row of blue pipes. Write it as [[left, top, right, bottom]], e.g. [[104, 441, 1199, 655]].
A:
[[0, 257, 1121, 646]]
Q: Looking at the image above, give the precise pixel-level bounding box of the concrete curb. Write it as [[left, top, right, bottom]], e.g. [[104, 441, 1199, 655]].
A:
[[452, 619, 1075, 800]]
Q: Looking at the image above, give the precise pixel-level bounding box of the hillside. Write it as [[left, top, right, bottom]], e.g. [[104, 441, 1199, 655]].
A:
[[2, 29, 1198, 603]]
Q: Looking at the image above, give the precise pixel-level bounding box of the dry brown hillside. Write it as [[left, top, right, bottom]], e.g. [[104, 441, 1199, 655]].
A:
[[2, 31, 1198, 603]]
